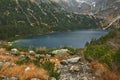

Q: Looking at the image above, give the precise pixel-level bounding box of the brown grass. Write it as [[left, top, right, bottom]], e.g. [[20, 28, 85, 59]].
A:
[[90, 61, 119, 80], [0, 64, 49, 80], [0, 48, 8, 53], [0, 55, 18, 63]]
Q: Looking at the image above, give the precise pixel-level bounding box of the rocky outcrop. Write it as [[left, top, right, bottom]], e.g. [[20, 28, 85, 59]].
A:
[[59, 56, 95, 80]]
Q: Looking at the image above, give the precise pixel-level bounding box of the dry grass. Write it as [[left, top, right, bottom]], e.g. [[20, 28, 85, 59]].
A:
[[0, 48, 8, 53], [0, 64, 49, 80], [0, 55, 18, 63], [90, 61, 119, 80]]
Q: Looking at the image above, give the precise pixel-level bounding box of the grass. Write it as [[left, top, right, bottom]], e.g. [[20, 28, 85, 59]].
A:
[[16, 56, 31, 65], [0, 64, 49, 80], [84, 29, 120, 70], [90, 61, 118, 80], [41, 60, 60, 79], [113, 48, 120, 69], [0, 55, 18, 63], [3, 45, 28, 52]]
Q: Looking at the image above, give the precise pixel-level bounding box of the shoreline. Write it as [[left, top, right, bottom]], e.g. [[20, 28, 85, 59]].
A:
[[11, 29, 109, 49]]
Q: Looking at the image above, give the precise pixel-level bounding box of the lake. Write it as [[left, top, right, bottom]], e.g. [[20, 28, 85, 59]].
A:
[[12, 30, 108, 48]]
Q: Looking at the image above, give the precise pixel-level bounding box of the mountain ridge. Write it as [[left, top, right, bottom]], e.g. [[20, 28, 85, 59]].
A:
[[0, 0, 99, 40]]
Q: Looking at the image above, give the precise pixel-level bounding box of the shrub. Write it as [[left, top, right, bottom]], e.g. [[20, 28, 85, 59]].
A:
[[33, 59, 41, 67], [16, 56, 31, 65], [41, 60, 59, 79], [4, 45, 15, 51], [84, 45, 109, 60], [62, 46, 77, 55], [113, 48, 120, 69], [4, 45, 27, 52], [36, 50, 47, 54], [99, 51, 114, 66]]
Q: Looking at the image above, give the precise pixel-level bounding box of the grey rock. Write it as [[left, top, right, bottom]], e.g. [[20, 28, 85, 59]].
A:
[[35, 54, 40, 59], [46, 54, 51, 58], [69, 65, 79, 72], [18, 55, 25, 60], [31, 78, 40, 80], [61, 78, 68, 80], [67, 57, 81, 63], [29, 50, 36, 56], [82, 77, 88, 80], [35, 54, 45, 59], [52, 49, 69, 57], [50, 77, 56, 80], [60, 60, 68, 65], [9, 77, 19, 80], [11, 48, 19, 55]]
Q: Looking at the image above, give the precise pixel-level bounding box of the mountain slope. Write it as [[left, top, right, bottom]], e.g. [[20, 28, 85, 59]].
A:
[[51, 0, 120, 27], [0, 0, 99, 40]]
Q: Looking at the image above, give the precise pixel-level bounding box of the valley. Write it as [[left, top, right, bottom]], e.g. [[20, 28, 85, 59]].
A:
[[0, 0, 120, 80]]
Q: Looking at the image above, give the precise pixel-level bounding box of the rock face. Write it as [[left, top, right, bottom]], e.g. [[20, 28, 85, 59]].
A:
[[59, 56, 95, 80]]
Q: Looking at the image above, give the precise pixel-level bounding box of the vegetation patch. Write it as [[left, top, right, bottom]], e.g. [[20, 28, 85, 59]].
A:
[[41, 60, 60, 79], [84, 29, 120, 69]]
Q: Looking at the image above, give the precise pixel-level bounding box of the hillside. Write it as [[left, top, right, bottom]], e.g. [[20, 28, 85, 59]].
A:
[[0, 29, 120, 80], [0, 0, 120, 79], [0, 0, 99, 40], [84, 29, 120, 80]]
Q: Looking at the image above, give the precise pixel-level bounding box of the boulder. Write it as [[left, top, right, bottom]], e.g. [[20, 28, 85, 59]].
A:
[[61, 78, 68, 80], [60, 60, 68, 65], [29, 50, 36, 56], [46, 54, 51, 58], [50, 77, 56, 80], [52, 49, 69, 56], [67, 57, 81, 63], [69, 65, 79, 72], [11, 48, 19, 55], [31, 78, 40, 80], [18, 55, 26, 60], [35, 54, 44, 60], [82, 77, 88, 80], [9, 77, 19, 80]]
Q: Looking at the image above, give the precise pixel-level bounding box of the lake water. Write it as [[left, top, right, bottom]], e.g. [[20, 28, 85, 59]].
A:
[[12, 30, 108, 48]]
